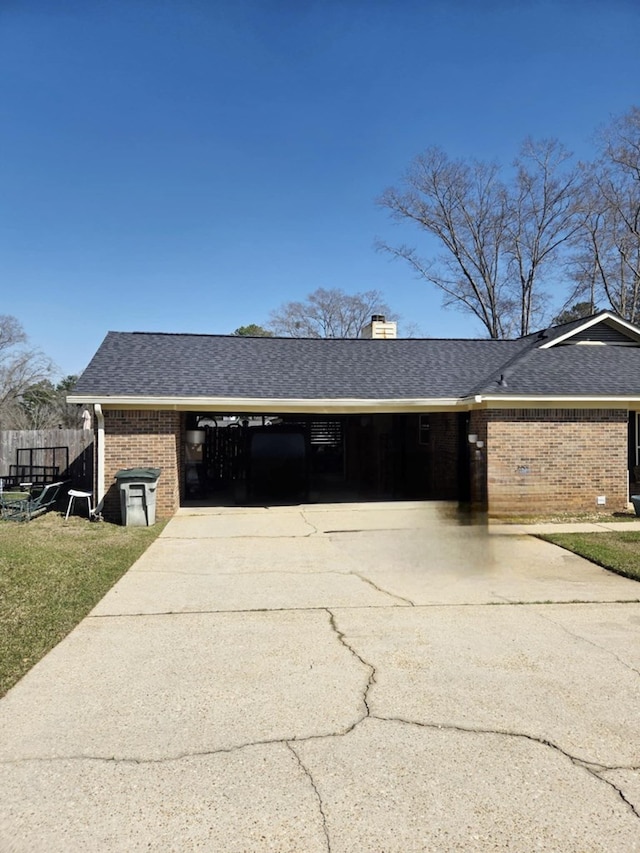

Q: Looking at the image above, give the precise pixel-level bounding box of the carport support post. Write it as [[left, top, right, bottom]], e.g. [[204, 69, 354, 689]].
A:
[[94, 403, 105, 514], [468, 412, 488, 509]]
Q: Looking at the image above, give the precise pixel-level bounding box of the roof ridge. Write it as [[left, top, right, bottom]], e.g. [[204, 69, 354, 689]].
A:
[[108, 330, 519, 343]]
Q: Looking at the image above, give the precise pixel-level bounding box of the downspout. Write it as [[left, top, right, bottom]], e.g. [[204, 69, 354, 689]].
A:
[[94, 403, 105, 515]]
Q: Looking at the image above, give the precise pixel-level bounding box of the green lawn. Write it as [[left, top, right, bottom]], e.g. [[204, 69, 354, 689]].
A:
[[0, 511, 165, 697], [540, 530, 640, 583]]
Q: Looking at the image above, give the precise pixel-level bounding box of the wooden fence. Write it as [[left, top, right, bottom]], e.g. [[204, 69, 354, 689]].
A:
[[0, 429, 94, 491]]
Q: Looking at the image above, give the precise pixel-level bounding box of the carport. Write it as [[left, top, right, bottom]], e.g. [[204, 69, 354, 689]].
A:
[[182, 410, 472, 506], [68, 311, 640, 521]]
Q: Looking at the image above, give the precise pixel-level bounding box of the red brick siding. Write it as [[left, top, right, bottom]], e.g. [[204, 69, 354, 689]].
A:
[[103, 410, 181, 521], [429, 413, 460, 499], [468, 411, 488, 506], [485, 409, 628, 515], [99, 406, 629, 518]]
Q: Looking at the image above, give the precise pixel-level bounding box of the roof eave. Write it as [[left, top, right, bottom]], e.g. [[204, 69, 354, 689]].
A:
[[470, 393, 640, 408], [66, 394, 466, 414]]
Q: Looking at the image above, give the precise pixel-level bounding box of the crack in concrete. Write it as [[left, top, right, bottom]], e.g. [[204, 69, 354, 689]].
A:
[[6, 723, 639, 773], [2, 609, 375, 769], [0, 732, 342, 767], [482, 598, 640, 606], [10, 592, 640, 829], [325, 608, 376, 722], [213, 569, 352, 576], [325, 528, 423, 534], [286, 741, 331, 852], [581, 766, 640, 819], [300, 511, 320, 537], [93, 568, 417, 608], [529, 608, 640, 677], [90, 600, 640, 623], [161, 534, 319, 541], [122, 568, 358, 579], [371, 714, 640, 821], [590, 763, 640, 772], [5, 717, 639, 824], [88, 604, 406, 620], [0, 739, 288, 767], [351, 572, 415, 606]]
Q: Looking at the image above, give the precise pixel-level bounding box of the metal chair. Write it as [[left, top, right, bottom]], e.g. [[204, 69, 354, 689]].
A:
[[1, 482, 67, 522]]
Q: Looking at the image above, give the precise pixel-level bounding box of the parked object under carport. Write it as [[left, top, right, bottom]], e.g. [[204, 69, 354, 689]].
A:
[[247, 429, 308, 503], [115, 468, 161, 526]]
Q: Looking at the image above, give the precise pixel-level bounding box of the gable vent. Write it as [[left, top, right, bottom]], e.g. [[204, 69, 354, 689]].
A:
[[559, 323, 640, 346]]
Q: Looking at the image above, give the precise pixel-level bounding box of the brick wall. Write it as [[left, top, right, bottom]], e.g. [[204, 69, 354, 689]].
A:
[[102, 410, 181, 522], [468, 411, 488, 506], [97, 406, 629, 518], [484, 408, 628, 515], [429, 413, 460, 499]]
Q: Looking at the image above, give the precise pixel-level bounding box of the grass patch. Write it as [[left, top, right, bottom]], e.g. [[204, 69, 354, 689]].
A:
[[540, 531, 640, 583], [492, 510, 639, 524], [0, 511, 165, 697]]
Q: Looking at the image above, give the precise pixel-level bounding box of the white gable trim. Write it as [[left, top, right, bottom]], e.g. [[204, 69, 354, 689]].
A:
[[539, 311, 640, 348]]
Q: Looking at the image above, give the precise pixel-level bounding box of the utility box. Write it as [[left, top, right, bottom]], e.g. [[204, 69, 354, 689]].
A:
[[114, 468, 161, 526]]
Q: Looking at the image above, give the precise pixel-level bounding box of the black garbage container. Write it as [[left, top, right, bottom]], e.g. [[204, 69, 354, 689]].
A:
[[114, 468, 161, 526]]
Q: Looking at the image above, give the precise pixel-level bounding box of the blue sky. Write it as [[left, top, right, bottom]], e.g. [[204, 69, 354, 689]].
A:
[[1, 0, 639, 378]]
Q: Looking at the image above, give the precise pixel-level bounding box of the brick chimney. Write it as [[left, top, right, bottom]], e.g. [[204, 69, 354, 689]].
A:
[[361, 315, 397, 339]]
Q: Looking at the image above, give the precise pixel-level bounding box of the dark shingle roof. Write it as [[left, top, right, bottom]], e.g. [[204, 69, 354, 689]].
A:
[[72, 312, 640, 403], [479, 345, 640, 396], [73, 332, 529, 399], [521, 315, 597, 346]]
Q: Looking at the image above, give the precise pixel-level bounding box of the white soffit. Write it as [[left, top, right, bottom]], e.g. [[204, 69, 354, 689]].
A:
[[66, 395, 464, 413]]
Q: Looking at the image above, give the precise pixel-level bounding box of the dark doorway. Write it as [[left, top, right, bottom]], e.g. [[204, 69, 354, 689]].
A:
[[182, 412, 464, 505]]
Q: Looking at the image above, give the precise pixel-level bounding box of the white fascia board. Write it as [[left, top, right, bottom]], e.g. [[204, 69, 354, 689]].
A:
[[66, 395, 464, 414], [471, 394, 640, 409], [539, 311, 640, 348]]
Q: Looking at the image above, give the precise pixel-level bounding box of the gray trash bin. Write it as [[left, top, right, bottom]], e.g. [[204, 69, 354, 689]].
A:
[[115, 468, 161, 526]]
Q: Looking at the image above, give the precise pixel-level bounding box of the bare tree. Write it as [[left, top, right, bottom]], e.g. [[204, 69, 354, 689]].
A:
[[505, 138, 583, 335], [9, 380, 57, 430], [378, 148, 511, 338], [10, 376, 80, 430], [602, 105, 640, 181], [3, 375, 81, 429], [268, 288, 395, 338], [0, 315, 55, 428], [378, 141, 581, 338], [571, 108, 640, 323]]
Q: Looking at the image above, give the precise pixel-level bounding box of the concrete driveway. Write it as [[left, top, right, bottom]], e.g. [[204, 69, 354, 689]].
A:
[[1, 502, 640, 851]]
